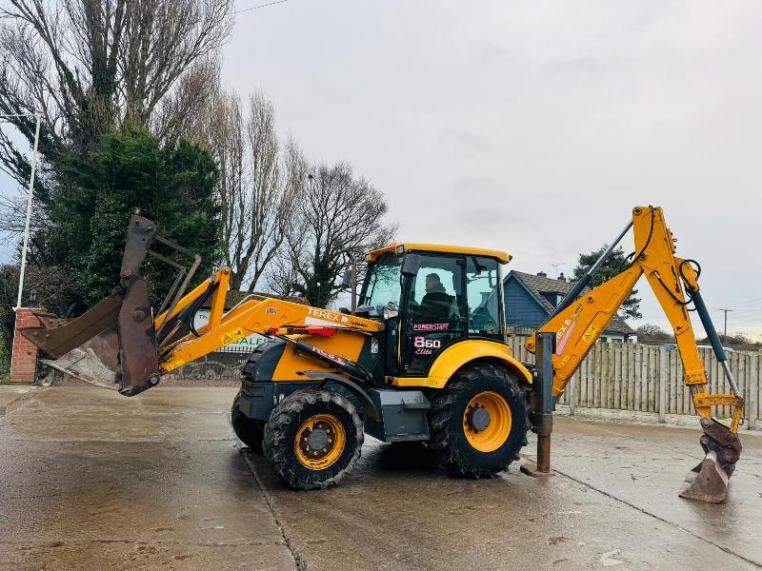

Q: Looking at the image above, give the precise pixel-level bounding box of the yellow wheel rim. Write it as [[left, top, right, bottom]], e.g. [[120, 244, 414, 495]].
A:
[[295, 414, 346, 470], [463, 391, 512, 453]]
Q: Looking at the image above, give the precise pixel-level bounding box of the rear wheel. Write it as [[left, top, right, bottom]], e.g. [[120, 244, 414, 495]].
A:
[[428, 362, 528, 478], [231, 392, 265, 452], [263, 389, 363, 490]]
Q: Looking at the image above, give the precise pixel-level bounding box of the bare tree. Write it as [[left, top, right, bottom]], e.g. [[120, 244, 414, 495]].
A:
[[271, 163, 395, 308], [189, 90, 304, 291], [0, 0, 232, 186]]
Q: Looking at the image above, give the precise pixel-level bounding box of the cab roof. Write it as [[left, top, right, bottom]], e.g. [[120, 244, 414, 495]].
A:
[[367, 243, 512, 264]]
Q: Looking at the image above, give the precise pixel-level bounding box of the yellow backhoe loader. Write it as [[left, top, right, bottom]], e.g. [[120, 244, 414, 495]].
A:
[[20, 206, 743, 501]]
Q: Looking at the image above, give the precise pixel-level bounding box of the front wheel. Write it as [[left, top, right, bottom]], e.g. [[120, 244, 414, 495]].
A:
[[263, 389, 364, 490], [428, 362, 528, 478]]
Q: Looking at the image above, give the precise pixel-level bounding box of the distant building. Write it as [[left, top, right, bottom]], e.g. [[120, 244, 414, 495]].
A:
[[193, 290, 307, 358], [503, 270, 636, 343], [194, 290, 267, 356]]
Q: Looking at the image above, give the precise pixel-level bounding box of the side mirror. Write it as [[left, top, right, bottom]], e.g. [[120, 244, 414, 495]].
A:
[[401, 254, 421, 278], [341, 267, 355, 290]]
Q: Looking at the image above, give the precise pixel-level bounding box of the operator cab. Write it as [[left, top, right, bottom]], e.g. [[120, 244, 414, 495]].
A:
[[357, 243, 511, 377]]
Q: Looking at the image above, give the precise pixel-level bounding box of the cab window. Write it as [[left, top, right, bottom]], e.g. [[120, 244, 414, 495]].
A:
[[465, 256, 503, 340], [403, 254, 465, 376], [408, 255, 465, 329], [359, 253, 402, 317]]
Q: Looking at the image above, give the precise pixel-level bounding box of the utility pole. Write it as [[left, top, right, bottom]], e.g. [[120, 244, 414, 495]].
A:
[[3, 112, 42, 310], [718, 308, 734, 338]]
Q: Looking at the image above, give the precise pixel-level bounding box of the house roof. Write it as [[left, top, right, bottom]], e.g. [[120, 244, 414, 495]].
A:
[[505, 270, 635, 335]]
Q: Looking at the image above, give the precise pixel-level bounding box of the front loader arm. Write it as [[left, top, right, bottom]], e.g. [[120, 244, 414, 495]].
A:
[[19, 215, 381, 396], [154, 267, 382, 374], [527, 206, 744, 502]]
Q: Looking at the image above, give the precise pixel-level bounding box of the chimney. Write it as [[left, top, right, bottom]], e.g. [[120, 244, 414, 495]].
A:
[[536, 271, 547, 277], [558, 272, 566, 282]]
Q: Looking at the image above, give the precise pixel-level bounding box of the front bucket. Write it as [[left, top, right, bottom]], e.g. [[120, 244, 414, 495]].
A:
[[21, 296, 122, 390], [17, 216, 186, 397], [39, 328, 120, 391], [20, 295, 121, 358], [20, 280, 160, 396]]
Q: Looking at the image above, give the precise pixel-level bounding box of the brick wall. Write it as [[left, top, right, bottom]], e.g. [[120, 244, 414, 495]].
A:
[[10, 308, 42, 383]]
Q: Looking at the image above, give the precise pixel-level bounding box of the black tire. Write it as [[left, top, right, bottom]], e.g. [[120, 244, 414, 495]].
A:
[[263, 389, 364, 490], [231, 392, 265, 453], [428, 362, 528, 478], [321, 381, 365, 419]]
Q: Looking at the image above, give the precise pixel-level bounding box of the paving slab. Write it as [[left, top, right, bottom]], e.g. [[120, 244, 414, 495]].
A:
[[0, 386, 295, 571], [246, 430, 761, 571], [0, 386, 41, 415], [1, 386, 760, 570]]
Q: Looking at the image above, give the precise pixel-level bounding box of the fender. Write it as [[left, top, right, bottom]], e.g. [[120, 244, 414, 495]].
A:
[[390, 339, 533, 389], [301, 371, 382, 422]]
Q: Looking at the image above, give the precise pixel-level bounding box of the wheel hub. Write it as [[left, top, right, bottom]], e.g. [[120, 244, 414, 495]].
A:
[[462, 391, 512, 453], [306, 426, 331, 452], [296, 416, 344, 468], [468, 406, 491, 432]]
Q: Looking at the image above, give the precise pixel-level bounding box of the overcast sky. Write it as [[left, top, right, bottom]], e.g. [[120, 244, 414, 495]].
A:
[[2, 0, 760, 338], [223, 0, 762, 338]]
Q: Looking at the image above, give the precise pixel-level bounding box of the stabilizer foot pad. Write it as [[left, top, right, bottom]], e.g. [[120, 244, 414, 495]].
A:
[[520, 462, 555, 477]]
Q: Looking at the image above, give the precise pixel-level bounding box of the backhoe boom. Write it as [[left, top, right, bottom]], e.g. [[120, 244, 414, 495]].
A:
[[526, 205, 744, 502]]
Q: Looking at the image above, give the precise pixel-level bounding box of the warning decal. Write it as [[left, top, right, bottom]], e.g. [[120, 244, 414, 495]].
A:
[[220, 328, 245, 346]]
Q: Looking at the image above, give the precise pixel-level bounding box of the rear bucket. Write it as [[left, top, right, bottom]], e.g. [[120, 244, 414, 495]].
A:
[[678, 418, 742, 504], [679, 451, 730, 504]]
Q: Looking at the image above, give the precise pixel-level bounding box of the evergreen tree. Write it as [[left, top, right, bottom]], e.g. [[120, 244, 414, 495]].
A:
[[573, 246, 642, 320], [43, 128, 221, 308]]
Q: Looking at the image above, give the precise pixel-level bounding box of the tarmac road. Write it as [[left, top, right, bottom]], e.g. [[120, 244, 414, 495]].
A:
[[0, 385, 760, 570]]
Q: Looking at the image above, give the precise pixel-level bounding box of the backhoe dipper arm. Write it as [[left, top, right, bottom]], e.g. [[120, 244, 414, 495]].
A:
[[526, 206, 743, 502]]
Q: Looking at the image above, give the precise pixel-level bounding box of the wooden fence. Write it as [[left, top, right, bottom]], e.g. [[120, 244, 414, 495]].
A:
[[507, 334, 761, 430]]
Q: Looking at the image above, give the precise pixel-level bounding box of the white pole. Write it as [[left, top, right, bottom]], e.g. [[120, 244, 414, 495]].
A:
[[15, 113, 41, 311]]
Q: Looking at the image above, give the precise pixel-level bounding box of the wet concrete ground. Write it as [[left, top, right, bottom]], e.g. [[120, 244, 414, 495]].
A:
[[0, 386, 760, 570]]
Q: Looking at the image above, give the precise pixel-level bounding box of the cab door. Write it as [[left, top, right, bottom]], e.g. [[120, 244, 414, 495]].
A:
[[401, 254, 467, 376]]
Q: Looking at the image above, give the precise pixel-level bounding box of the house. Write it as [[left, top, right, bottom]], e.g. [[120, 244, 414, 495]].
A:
[[503, 270, 636, 343]]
